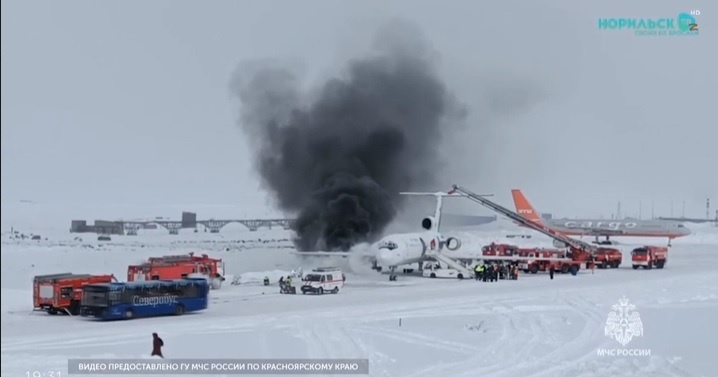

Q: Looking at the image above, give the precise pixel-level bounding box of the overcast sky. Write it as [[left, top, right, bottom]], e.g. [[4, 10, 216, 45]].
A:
[[2, 0, 715, 225]]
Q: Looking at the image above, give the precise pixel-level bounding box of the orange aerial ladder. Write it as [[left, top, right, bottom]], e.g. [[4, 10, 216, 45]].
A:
[[449, 184, 601, 267]]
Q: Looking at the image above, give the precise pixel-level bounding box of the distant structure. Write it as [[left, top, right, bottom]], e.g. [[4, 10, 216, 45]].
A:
[[70, 211, 296, 235], [541, 213, 553, 221]]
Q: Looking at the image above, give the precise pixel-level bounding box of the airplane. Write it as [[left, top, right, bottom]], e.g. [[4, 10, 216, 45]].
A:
[[291, 191, 481, 280], [510, 189, 692, 246]]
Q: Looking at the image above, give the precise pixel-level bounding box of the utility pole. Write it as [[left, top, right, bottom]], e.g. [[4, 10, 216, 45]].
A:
[[640, 201, 644, 219], [708, 198, 711, 220], [651, 201, 655, 220]]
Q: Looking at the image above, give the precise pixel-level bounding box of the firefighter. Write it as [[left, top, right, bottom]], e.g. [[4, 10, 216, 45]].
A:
[[285, 276, 293, 287], [151, 333, 164, 358], [474, 264, 481, 280]]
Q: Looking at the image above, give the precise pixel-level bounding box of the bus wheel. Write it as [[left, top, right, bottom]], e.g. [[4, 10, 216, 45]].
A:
[[124, 310, 134, 319], [175, 304, 185, 315]]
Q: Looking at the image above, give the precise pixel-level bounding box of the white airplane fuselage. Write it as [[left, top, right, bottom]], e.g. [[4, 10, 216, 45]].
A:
[[373, 231, 440, 268]]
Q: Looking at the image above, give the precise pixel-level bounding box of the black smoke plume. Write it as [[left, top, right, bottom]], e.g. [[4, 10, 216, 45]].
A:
[[231, 21, 465, 251]]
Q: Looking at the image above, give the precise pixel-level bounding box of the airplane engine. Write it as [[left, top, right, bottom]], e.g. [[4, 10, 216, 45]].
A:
[[421, 217, 435, 231], [444, 237, 461, 251]]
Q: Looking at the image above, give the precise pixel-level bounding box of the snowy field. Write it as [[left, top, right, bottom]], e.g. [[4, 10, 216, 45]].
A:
[[2, 221, 718, 377]]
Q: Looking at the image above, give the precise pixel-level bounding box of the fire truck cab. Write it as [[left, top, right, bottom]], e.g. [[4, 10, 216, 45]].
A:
[[127, 253, 226, 289], [33, 273, 116, 315], [631, 246, 668, 270]]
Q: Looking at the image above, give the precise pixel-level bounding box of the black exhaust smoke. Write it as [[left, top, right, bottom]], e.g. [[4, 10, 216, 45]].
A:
[[230, 21, 465, 251]]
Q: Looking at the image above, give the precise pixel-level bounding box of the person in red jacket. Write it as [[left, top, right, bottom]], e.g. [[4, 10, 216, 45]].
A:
[[151, 333, 164, 358]]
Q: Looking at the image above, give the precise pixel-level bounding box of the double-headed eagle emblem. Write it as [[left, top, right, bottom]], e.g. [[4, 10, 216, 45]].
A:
[[604, 296, 644, 346]]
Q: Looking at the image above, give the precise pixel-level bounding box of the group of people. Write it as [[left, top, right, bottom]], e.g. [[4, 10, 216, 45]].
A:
[[473, 262, 520, 282], [278, 275, 295, 294]]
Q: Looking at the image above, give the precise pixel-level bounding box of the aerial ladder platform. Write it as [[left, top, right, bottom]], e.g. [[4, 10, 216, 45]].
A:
[[449, 184, 598, 265]]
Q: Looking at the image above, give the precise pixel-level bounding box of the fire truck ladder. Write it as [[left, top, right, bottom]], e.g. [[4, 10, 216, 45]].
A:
[[449, 184, 597, 254]]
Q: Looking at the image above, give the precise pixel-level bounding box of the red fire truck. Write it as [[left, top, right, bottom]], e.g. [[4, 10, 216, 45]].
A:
[[127, 252, 226, 289], [631, 246, 668, 270], [481, 243, 583, 275], [33, 273, 116, 315], [481, 243, 520, 257], [593, 248, 623, 269], [516, 248, 580, 274]]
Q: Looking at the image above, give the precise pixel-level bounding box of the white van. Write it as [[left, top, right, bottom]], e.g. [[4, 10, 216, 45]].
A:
[[300, 267, 345, 294]]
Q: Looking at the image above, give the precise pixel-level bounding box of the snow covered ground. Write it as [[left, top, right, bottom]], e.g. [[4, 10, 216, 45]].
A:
[[2, 221, 717, 377]]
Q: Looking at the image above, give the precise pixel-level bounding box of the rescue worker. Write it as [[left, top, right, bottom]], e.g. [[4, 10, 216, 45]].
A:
[[151, 333, 164, 358], [474, 264, 481, 280], [549, 267, 555, 280], [285, 275, 293, 287], [482, 265, 488, 282], [263, 276, 270, 286]]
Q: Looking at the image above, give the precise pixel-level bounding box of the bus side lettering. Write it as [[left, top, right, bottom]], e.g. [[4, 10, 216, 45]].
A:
[[132, 295, 178, 306]]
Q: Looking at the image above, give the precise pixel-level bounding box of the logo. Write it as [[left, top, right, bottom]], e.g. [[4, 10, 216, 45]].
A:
[[598, 12, 700, 37], [604, 296, 643, 346]]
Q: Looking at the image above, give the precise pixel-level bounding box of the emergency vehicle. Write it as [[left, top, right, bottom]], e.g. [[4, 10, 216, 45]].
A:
[[127, 252, 225, 289], [593, 247, 623, 268], [482, 243, 520, 257], [631, 246, 668, 269], [517, 248, 578, 274], [300, 267, 345, 294], [33, 273, 116, 315]]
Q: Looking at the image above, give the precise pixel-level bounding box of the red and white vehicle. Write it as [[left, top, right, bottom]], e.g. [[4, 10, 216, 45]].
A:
[[33, 273, 116, 315], [127, 252, 225, 289], [631, 246, 668, 270], [593, 248, 623, 269], [300, 267, 345, 294]]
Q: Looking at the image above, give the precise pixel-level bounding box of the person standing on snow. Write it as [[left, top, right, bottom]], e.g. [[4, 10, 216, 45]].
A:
[[151, 333, 164, 358]]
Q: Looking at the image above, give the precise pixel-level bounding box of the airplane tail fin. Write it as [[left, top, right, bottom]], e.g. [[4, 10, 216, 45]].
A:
[[399, 191, 492, 232], [511, 189, 542, 224]]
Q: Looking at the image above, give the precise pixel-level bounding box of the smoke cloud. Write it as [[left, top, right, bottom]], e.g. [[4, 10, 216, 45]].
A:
[[231, 21, 466, 251]]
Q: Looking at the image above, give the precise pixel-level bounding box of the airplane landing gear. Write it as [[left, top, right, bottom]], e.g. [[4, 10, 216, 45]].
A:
[[371, 260, 383, 272], [389, 267, 397, 281]]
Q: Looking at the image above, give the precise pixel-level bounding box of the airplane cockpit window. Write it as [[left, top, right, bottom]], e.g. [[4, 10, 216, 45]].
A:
[[378, 241, 398, 250]]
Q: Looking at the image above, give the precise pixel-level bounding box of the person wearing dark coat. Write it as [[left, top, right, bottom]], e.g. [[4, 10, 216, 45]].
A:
[[151, 333, 164, 358]]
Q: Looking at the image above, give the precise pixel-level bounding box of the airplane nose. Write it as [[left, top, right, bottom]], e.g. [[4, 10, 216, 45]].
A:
[[377, 249, 402, 267]]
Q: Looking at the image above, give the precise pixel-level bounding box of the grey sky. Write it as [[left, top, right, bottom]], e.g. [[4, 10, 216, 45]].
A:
[[2, 0, 715, 224]]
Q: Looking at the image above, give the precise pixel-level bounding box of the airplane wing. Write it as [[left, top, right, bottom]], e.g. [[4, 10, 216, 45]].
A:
[[573, 228, 626, 236], [290, 251, 376, 258]]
